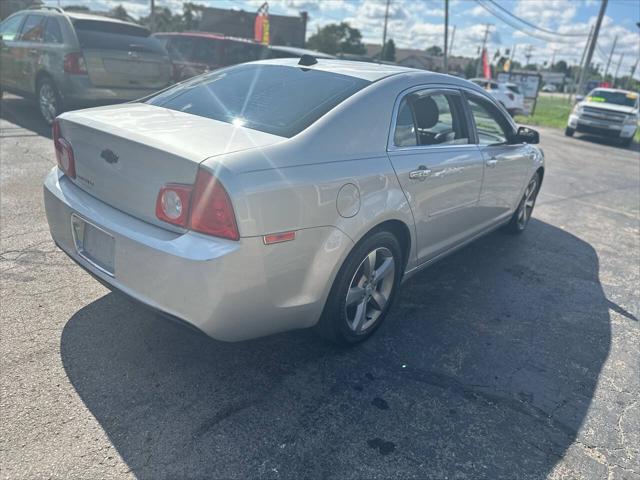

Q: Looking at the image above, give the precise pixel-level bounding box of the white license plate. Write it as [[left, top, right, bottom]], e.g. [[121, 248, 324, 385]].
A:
[[71, 215, 115, 276]]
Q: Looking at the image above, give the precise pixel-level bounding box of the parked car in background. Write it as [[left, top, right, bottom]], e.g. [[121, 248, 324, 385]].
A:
[[470, 78, 525, 116], [154, 31, 334, 81], [566, 88, 639, 147], [542, 84, 557, 93], [0, 7, 172, 124], [44, 58, 544, 344]]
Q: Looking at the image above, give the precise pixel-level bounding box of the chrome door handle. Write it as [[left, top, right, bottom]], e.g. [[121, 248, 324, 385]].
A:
[[486, 158, 498, 167], [409, 166, 432, 180]]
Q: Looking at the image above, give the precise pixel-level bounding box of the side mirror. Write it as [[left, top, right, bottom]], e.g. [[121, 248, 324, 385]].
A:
[[513, 126, 539, 144], [575, 95, 584, 102]]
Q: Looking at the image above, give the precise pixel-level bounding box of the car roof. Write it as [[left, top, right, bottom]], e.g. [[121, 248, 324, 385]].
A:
[[268, 45, 335, 59], [63, 11, 143, 26], [251, 58, 417, 82], [153, 31, 255, 44]]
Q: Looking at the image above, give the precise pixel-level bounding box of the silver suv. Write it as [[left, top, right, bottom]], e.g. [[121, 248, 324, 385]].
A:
[[0, 7, 172, 124]]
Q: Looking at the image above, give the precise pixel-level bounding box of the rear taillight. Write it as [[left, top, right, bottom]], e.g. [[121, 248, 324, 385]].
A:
[[63, 52, 87, 75], [190, 169, 239, 240], [52, 119, 76, 178], [155, 168, 239, 241], [156, 184, 192, 227]]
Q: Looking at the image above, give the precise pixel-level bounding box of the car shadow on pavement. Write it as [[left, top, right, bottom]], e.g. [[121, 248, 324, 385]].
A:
[[0, 96, 52, 139], [60, 219, 612, 479]]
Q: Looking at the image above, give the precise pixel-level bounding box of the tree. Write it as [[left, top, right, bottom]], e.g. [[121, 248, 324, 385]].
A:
[[139, 7, 184, 32], [425, 45, 443, 56], [382, 39, 396, 61], [109, 5, 129, 21], [551, 60, 569, 75], [306, 23, 366, 55]]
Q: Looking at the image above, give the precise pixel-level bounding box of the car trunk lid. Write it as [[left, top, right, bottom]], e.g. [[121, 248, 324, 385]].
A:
[[57, 103, 283, 230]]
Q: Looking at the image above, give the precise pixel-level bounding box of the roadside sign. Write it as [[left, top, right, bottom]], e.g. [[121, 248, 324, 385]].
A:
[[497, 71, 542, 115]]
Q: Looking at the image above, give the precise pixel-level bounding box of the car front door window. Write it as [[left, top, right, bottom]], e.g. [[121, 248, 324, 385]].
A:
[[468, 97, 510, 145], [0, 14, 25, 41]]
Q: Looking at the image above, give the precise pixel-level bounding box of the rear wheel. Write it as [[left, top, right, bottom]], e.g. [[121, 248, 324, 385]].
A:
[[505, 172, 540, 234], [564, 127, 575, 137], [37, 77, 62, 125], [315, 230, 403, 345]]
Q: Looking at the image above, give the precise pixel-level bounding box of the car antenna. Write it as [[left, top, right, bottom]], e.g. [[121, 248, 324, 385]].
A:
[[298, 54, 318, 67]]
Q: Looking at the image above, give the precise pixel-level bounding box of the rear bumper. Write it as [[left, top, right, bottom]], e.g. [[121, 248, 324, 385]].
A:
[[60, 74, 169, 106], [43, 168, 353, 341]]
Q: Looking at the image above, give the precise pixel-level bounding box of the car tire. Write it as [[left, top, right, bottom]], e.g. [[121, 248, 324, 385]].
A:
[[315, 230, 403, 345], [564, 127, 575, 137], [37, 76, 62, 126], [504, 172, 540, 234]]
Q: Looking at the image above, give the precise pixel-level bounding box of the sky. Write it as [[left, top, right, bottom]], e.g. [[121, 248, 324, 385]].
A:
[[44, 0, 640, 77]]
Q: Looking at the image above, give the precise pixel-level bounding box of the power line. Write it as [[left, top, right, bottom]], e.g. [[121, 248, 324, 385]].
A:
[[485, 0, 588, 37], [472, 0, 580, 44]]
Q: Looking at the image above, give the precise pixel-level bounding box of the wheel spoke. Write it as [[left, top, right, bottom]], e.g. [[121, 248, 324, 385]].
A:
[[352, 299, 368, 332], [372, 257, 394, 284], [370, 290, 387, 311], [363, 250, 377, 280], [346, 286, 365, 306]]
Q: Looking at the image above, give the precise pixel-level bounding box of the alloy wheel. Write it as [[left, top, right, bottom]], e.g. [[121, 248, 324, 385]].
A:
[[517, 176, 538, 229], [39, 83, 58, 125], [344, 247, 396, 334]]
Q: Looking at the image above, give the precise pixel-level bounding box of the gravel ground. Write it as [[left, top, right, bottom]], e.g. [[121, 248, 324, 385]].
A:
[[1, 95, 638, 480]]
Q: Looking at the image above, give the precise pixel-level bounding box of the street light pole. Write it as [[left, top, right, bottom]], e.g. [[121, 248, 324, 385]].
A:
[[381, 0, 390, 61], [602, 35, 618, 82]]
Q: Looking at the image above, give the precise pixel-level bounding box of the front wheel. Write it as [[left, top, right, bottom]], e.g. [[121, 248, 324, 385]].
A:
[[37, 77, 62, 125], [315, 230, 403, 345], [564, 127, 575, 137], [504, 173, 540, 234]]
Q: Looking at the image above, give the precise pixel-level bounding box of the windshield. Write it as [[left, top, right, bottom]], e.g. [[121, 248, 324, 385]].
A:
[[586, 90, 638, 108], [146, 64, 371, 137], [506, 85, 521, 94]]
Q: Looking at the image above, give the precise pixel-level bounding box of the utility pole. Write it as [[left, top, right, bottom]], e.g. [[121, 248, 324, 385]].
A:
[[613, 53, 624, 87], [550, 49, 557, 70], [381, 0, 390, 60], [626, 57, 639, 89], [577, 0, 608, 96], [444, 0, 449, 73], [571, 25, 594, 103], [524, 44, 533, 67], [510, 44, 517, 63], [150, 0, 155, 32], [449, 25, 456, 57], [475, 24, 492, 77], [602, 35, 617, 82]]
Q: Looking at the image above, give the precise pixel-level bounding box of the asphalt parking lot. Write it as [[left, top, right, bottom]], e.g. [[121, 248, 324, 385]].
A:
[[1, 94, 638, 480]]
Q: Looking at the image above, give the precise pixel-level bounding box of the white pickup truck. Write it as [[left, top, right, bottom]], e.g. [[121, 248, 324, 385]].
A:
[[566, 88, 639, 147]]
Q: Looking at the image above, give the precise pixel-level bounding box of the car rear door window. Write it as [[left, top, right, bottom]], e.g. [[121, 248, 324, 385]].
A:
[[0, 14, 25, 41], [43, 18, 63, 44], [19, 14, 44, 42], [394, 92, 469, 147], [146, 63, 370, 137], [467, 96, 512, 145]]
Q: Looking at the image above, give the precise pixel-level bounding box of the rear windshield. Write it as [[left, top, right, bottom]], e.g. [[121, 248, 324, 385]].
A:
[[587, 89, 638, 108], [73, 20, 164, 54], [146, 64, 371, 137]]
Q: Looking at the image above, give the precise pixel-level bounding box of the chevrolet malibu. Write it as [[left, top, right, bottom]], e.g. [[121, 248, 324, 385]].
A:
[[44, 58, 544, 344]]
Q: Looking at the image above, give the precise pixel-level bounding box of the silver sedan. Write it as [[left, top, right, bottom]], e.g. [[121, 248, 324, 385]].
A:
[[43, 58, 544, 344]]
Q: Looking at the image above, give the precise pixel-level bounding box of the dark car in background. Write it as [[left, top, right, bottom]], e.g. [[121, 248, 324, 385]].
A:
[[154, 31, 334, 81], [0, 7, 172, 124]]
